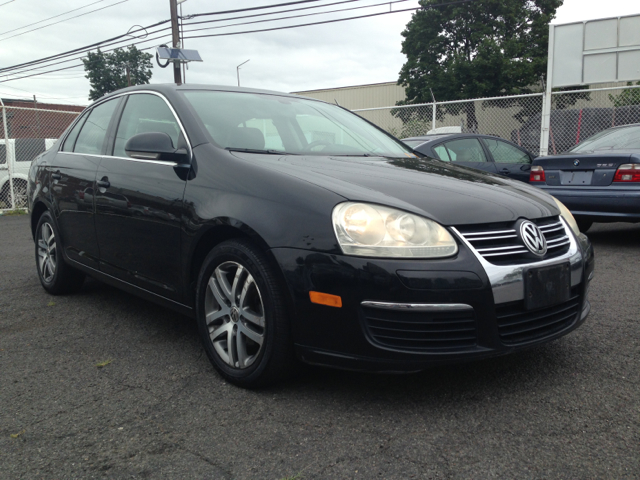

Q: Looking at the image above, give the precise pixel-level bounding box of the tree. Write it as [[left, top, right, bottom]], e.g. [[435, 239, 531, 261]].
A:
[[83, 45, 153, 101], [609, 82, 640, 107], [397, 0, 563, 131]]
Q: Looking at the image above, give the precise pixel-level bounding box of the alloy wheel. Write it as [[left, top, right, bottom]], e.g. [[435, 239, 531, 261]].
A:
[[204, 261, 266, 369], [37, 222, 57, 283]]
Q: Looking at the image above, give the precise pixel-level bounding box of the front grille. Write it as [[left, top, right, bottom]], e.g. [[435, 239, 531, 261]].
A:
[[495, 287, 581, 345], [362, 306, 477, 352], [457, 216, 571, 265]]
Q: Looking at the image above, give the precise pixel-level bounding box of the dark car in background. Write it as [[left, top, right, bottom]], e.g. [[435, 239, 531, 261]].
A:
[[512, 105, 640, 155], [28, 84, 594, 388], [402, 134, 535, 182], [530, 123, 640, 232]]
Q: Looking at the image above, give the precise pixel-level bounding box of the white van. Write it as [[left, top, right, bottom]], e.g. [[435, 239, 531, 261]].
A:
[[0, 138, 56, 209]]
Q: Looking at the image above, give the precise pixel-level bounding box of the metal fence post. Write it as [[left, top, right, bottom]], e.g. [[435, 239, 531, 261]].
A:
[[432, 102, 436, 132], [539, 24, 555, 157], [0, 99, 16, 210]]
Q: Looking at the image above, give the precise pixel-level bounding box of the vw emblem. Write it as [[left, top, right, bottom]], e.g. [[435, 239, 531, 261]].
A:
[[573, 159, 580, 166], [520, 221, 547, 256]]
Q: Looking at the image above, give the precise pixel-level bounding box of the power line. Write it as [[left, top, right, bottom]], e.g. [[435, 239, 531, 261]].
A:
[[0, 0, 130, 43], [0, 0, 111, 37], [183, 0, 474, 38], [184, 6, 419, 39], [183, 0, 411, 34], [0, 29, 171, 79], [182, 0, 328, 19], [182, 0, 364, 27], [0, 21, 170, 74], [0, 0, 16, 7], [0, 38, 169, 84]]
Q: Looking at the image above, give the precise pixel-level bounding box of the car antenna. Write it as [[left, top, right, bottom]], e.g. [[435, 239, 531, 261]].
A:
[[334, 98, 340, 106]]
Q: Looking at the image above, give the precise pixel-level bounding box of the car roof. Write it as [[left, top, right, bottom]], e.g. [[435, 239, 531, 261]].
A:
[[101, 83, 323, 104], [402, 133, 507, 142]]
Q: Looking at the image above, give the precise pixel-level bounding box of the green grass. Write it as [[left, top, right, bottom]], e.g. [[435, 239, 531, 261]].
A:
[[0, 208, 27, 216]]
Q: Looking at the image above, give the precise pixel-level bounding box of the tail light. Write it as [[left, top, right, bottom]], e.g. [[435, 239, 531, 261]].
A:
[[530, 165, 546, 182], [613, 164, 640, 182]]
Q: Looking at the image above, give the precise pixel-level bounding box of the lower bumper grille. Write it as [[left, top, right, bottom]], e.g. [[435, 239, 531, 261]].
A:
[[362, 306, 477, 352], [495, 287, 581, 345]]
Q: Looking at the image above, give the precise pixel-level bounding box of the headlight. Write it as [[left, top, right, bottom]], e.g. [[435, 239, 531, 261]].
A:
[[332, 202, 458, 258], [552, 197, 580, 237]]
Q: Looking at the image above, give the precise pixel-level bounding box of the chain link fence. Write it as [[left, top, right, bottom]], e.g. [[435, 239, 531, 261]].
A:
[[354, 84, 640, 157], [1, 105, 81, 212]]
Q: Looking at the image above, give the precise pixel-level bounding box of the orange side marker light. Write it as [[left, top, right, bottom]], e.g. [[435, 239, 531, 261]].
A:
[[309, 291, 342, 308]]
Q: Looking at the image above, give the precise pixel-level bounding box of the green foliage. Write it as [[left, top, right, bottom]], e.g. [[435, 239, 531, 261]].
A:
[[397, 0, 563, 129], [609, 82, 640, 107], [83, 45, 153, 101]]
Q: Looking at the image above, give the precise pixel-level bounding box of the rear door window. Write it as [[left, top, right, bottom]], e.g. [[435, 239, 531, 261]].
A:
[[74, 99, 119, 155], [62, 116, 87, 152], [483, 138, 530, 164]]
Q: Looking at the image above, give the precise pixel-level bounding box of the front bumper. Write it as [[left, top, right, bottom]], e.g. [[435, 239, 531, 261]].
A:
[[271, 225, 594, 372], [534, 185, 640, 221]]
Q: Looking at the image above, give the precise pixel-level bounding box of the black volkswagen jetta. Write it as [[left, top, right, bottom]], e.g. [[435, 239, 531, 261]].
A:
[[28, 84, 594, 387]]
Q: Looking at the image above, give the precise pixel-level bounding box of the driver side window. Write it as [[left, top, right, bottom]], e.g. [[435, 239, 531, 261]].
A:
[[112, 94, 181, 158], [441, 138, 489, 162]]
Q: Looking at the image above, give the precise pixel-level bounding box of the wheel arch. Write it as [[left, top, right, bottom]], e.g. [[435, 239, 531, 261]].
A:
[[30, 199, 50, 240], [0, 173, 28, 195], [186, 219, 297, 325], [187, 219, 271, 296]]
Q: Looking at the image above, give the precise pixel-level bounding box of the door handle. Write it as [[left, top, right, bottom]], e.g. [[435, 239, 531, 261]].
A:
[[500, 168, 510, 174], [97, 177, 110, 189], [51, 171, 61, 180]]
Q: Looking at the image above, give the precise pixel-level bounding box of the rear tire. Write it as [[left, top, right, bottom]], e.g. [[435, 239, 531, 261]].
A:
[[195, 239, 296, 388], [35, 211, 85, 295], [576, 219, 593, 233]]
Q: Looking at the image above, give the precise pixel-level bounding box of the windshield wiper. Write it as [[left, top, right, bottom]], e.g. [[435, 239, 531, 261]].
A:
[[226, 147, 291, 155], [331, 153, 374, 157]]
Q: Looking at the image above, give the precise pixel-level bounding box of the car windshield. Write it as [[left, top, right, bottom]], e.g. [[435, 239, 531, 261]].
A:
[[568, 125, 640, 153], [182, 90, 414, 157]]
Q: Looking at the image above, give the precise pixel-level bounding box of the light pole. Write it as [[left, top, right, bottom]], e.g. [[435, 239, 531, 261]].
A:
[[237, 59, 250, 87]]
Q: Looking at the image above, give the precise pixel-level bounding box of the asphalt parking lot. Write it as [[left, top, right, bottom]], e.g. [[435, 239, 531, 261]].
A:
[[1, 214, 638, 479]]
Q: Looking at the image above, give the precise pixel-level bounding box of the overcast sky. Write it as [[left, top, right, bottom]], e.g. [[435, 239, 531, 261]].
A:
[[0, 0, 638, 106]]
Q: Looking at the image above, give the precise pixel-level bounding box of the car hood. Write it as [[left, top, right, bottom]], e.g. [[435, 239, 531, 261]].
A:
[[237, 154, 559, 226]]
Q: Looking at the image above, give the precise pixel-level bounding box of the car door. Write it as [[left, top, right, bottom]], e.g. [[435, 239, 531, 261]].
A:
[[94, 92, 188, 302], [435, 137, 498, 175], [481, 137, 532, 183], [49, 98, 121, 269]]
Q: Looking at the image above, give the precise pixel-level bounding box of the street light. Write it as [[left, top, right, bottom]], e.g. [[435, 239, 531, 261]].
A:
[[237, 59, 250, 87]]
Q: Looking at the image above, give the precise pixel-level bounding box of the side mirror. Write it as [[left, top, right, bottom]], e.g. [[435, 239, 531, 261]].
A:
[[124, 132, 189, 163]]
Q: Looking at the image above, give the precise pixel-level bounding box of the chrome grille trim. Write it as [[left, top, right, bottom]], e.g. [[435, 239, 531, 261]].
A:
[[547, 237, 571, 248], [482, 249, 529, 257], [457, 218, 570, 262], [452, 218, 583, 305], [463, 229, 516, 236]]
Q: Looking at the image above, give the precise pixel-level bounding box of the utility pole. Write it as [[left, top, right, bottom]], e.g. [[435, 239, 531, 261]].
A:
[[169, 0, 182, 85], [237, 59, 250, 87]]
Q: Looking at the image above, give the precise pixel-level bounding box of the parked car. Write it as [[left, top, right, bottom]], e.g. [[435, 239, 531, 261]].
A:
[[402, 134, 534, 183], [1, 138, 55, 209], [512, 105, 640, 155], [530, 123, 640, 232], [28, 84, 594, 388]]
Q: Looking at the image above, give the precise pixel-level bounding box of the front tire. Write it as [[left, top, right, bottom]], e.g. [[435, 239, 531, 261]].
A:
[[195, 239, 295, 388], [35, 211, 85, 294]]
